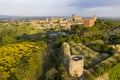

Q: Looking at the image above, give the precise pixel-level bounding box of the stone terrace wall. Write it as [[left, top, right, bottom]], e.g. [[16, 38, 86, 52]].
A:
[[96, 73, 109, 80], [63, 42, 71, 57]]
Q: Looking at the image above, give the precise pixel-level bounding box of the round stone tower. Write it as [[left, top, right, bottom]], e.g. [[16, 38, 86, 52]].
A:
[[69, 55, 84, 77]]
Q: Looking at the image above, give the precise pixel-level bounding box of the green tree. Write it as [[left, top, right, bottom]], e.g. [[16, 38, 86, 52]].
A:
[[1, 36, 17, 45]]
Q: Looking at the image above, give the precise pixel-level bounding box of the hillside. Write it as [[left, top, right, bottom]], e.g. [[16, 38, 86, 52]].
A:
[[0, 18, 120, 80]]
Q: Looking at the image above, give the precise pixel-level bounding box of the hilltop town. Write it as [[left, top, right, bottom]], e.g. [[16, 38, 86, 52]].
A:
[[0, 14, 97, 31], [0, 14, 97, 32], [19, 14, 97, 30]]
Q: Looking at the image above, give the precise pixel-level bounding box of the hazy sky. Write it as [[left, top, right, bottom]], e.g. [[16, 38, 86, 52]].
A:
[[0, 0, 120, 17]]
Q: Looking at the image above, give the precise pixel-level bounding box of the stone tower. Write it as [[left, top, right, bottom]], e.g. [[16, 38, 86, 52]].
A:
[[69, 55, 84, 77], [93, 15, 97, 21]]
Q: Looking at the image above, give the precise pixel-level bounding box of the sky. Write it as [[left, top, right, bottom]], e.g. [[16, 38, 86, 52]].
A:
[[0, 0, 120, 17]]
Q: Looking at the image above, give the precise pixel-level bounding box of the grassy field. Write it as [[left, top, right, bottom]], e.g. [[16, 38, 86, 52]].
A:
[[109, 63, 120, 80]]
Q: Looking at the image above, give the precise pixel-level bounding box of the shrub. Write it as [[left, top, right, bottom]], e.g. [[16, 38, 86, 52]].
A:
[[86, 75, 95, 80]]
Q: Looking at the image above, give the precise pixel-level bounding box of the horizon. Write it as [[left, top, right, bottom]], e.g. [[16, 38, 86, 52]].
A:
[[0, 15, 120, 18], [0, 0, 120, 17]]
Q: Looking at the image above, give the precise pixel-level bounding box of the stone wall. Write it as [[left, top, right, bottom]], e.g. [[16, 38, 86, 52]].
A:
[[96, 73, 109, 80], [83, 19, 95, 27], [63, 42, 71, 57]]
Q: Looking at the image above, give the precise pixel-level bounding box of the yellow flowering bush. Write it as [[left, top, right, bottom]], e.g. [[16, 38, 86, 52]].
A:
[[0, 42, 43, 80]]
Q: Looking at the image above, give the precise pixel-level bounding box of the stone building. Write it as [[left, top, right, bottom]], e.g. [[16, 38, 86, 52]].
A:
[[59, 17, 64, 21], [50, 18, 59, 23], [70, 14, 96, 27], [83, 18, 95, 27], [71, 14, 82, 22], [83, 15, 97, 27], [50, 17, 64, 23], [69, 55, 84, 77]]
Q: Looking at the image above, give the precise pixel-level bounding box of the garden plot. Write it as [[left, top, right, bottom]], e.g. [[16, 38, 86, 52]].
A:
[[69, 42, 109, 68]]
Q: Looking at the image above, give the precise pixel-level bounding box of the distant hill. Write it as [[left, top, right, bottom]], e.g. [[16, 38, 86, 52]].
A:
[[1, 15, 120, 21], [0, 15, 21, 19], [0, 15, 69, 20], [98, 16, 120, 20]]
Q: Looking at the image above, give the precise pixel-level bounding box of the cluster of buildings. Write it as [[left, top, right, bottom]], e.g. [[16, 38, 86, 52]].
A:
[[30, 14, 97, 30], [0, 14, 97, 31]]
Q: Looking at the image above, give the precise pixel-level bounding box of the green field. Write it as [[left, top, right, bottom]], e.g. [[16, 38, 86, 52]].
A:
[[109, 63, 120, 80]]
